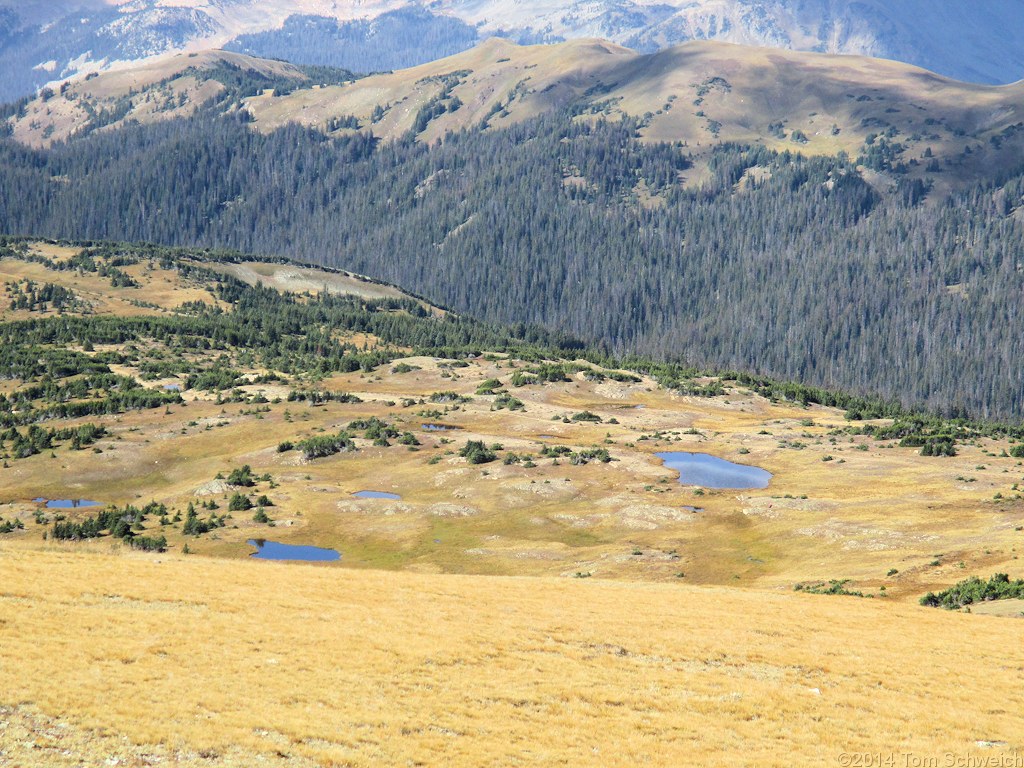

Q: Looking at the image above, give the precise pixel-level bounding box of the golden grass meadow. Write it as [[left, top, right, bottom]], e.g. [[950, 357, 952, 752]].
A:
[[2, 546, 1024, 767]]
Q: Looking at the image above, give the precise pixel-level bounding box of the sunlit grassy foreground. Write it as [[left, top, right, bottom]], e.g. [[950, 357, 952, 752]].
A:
[[1, 545, 1022, 766]]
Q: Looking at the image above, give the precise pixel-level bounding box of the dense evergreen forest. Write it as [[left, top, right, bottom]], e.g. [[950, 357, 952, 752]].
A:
[[1, 110, 1023, 419]]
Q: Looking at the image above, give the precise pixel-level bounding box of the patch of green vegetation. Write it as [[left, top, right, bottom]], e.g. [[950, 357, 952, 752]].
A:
[[794, 580, 869, 597], [491, 393, 525, 411], [226, 465, 257, 487], [286, 391, 362, 405], [429, 391, 469, 404], [475, 378, 503, 395], [920, 573, 1024, 609], [0, 424, 107, 459], [412, 70, 470, 133], [253, 507, 272, 524], [49, 501, 172, 551], [0, 517, 26, 533], [459, 440, 496, 465], [297, 433, 357, 460], [5, 279, 78, 312]]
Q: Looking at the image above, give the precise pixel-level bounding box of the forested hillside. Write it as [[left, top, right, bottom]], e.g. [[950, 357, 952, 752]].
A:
[[1, 110, 1023, 418]]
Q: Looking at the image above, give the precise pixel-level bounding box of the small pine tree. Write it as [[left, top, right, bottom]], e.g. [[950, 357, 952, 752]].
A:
[[228, 493, 253, 512], [182, 502, 202, 535]]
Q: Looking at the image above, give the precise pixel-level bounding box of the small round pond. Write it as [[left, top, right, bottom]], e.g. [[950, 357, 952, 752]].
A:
[[248, 539, 341, 562], [352, 491, 401, 500], [656, 452, 772, 490]]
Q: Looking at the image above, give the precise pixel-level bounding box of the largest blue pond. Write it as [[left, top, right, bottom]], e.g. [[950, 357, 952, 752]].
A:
[[248, 539, 341, 562], [656, 452, 772, 490]]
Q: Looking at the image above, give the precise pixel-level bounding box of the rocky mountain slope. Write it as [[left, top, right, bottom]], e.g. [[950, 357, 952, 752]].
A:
[[2, 0, 1022, 104]]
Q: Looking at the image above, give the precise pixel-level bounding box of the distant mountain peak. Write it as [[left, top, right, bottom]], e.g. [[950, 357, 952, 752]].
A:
[[0, 0, 1022, 104]]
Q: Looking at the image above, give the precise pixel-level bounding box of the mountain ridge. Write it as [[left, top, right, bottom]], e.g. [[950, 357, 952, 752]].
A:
[[9, 36, 1023, 195], [1, 0, 1023, 105]]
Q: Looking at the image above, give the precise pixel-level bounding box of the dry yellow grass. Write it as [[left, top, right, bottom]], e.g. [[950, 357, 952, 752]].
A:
[[0, 246, 421, 324], [0, 247, 222, 321], [1, 545, 1022, 766]]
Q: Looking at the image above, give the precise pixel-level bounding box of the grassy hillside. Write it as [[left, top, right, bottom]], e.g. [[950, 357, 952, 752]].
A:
[[256, 36, 1023, 187], [0, 240, 427, 321], [1, 546, 1022, 766], [4, 49, 350, 147], [2, 239, 1024, 598]]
